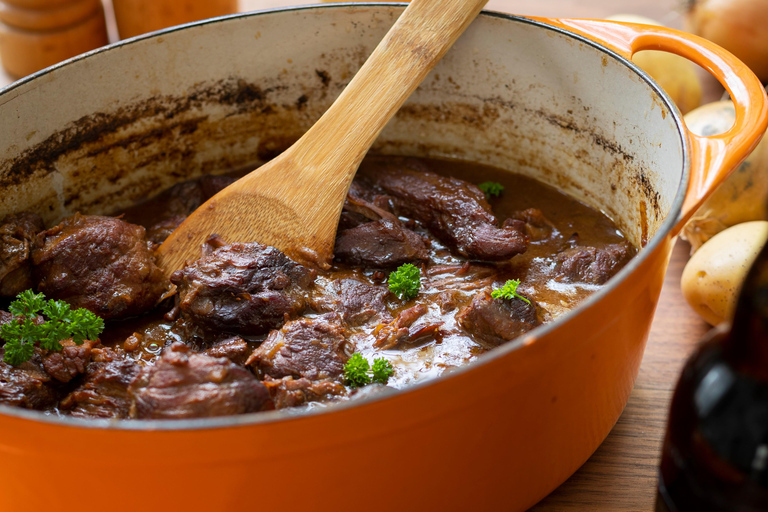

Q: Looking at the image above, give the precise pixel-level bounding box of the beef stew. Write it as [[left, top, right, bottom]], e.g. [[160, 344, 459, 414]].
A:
[[0, 155, 635, 419]]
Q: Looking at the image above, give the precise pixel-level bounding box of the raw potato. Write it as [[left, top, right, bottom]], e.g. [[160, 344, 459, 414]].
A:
[[681, 101, 768, 251], [681, 221, 768, 325], [686, 0, 768, 83], [607, 14, 702, 114]]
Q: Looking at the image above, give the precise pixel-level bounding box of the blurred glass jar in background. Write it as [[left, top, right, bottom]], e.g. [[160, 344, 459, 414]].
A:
[[0, 0, 108, 78], [656, 239, 768, 511], [111, 0, 238, 39]]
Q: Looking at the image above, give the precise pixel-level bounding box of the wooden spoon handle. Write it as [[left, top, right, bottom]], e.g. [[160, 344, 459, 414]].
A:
[[156, 0, 488, 273], [287, 0, 489, 174]]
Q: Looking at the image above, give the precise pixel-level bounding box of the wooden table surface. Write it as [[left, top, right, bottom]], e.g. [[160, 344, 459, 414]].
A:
[[0, 0, 721, 510]]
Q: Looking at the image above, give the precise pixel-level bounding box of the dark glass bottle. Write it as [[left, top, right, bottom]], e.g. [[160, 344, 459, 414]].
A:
[[656, 241, 768, 512]]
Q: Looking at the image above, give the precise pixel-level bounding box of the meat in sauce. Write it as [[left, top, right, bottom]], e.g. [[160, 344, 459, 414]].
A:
[[129, 342, 272, 419], [0, 156, 636, 420], [0, 212, 44, 297], [32, 214, 167, 320], [171, 241, 316, 336], [59, 346, 141, 419]]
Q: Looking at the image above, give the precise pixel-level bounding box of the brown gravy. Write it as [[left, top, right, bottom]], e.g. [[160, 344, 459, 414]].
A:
[[116, 155, 634, 392]]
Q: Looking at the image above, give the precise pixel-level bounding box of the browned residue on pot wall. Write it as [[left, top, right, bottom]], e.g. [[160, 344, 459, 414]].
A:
[[0, 74, 340, 223], [0, 65, 665, 252]]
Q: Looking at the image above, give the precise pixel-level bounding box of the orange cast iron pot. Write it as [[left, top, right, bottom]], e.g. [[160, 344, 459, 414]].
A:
[[0, 5, 765, 511]]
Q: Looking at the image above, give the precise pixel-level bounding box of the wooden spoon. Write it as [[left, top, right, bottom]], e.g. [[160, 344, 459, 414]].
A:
[[156, 0, 489, 276]]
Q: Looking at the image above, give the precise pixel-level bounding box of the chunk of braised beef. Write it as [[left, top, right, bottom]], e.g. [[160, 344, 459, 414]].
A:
[[247, 313, 352, 380], [332, 278, 392, 327], [0, 212, 45, 297], [506, 208, 558, 242], [59, 346, 141, 419], [456, 289, 541, 348], [335, 219, 429, 268], [425, 262, 498, 295], [204, 336, 250, 365], [146, 215, 185, 246], [335, 191, 428, 268], [309, 278, 392, 327], [358, 159, 528, 261], [199, 234, 230, 257], [32, 214, 168, 319], [434, 289, 466, 314], [374, 303, 443, 350], [338, 211, 367, 231], [154, 175, 237, 220], [338, 183, 377, 230], [347, 181, 397, 214], [0, 310, 13, 325], [41, 338, 99, 383], [338, 184, 371, 230], [347, 181, 376, 202], [263, 375, 347, 409], [171, 242, 316, 336], [554, 242, 634, 285], [0, 348, 59, 409], [140, 176, 236, 245], [129, 342, 271, 419]]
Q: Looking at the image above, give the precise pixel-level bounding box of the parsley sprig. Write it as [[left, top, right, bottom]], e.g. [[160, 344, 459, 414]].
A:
[[478, 181, 505, 199], [1, 290, 104, 366], [388, 263, 421, 300], [491, 279, 531, 305], [343, 353, 395, 388]]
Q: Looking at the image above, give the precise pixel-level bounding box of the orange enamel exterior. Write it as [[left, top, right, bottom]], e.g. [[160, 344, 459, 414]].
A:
[[0, 11, 765, 512], [2, 242, 670, 512]]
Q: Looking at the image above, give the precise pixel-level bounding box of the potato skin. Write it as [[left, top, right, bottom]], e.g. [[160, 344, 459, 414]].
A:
[[682, 101, 768, 251], [681, 221, 768, 325], [607, 14, 703, 114], [686, 0, 768, 83]]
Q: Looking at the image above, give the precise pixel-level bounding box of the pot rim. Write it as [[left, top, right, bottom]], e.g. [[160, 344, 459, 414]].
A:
[[0, 3, 689, 431]]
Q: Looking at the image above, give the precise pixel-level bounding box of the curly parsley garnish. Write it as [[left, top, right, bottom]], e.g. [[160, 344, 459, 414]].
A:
[[491, 279, 531, 305], [371, 357, 395, 384], [388, 263, 421, 300], [343, 353, 371, 388], [1, 290, 104, 365], [343, 353, 394, 388], [478, 181, 505, 198]]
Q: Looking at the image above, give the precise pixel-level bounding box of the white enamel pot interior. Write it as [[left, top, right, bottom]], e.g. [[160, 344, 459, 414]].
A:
[[0, 4, 765, 512]]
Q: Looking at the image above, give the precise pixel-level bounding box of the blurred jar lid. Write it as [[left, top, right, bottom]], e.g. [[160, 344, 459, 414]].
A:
[[0, 0, 101, 31], [3, 0, 79, 9], [0, 0, 108, 78], [112, 0, 238, 39]]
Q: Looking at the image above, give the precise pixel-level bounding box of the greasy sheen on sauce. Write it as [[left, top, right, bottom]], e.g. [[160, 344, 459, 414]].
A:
[[116, 156, 634, 394]]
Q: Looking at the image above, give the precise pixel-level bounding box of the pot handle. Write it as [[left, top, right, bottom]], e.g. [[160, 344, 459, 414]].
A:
[[533, 17, 768, 234]]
